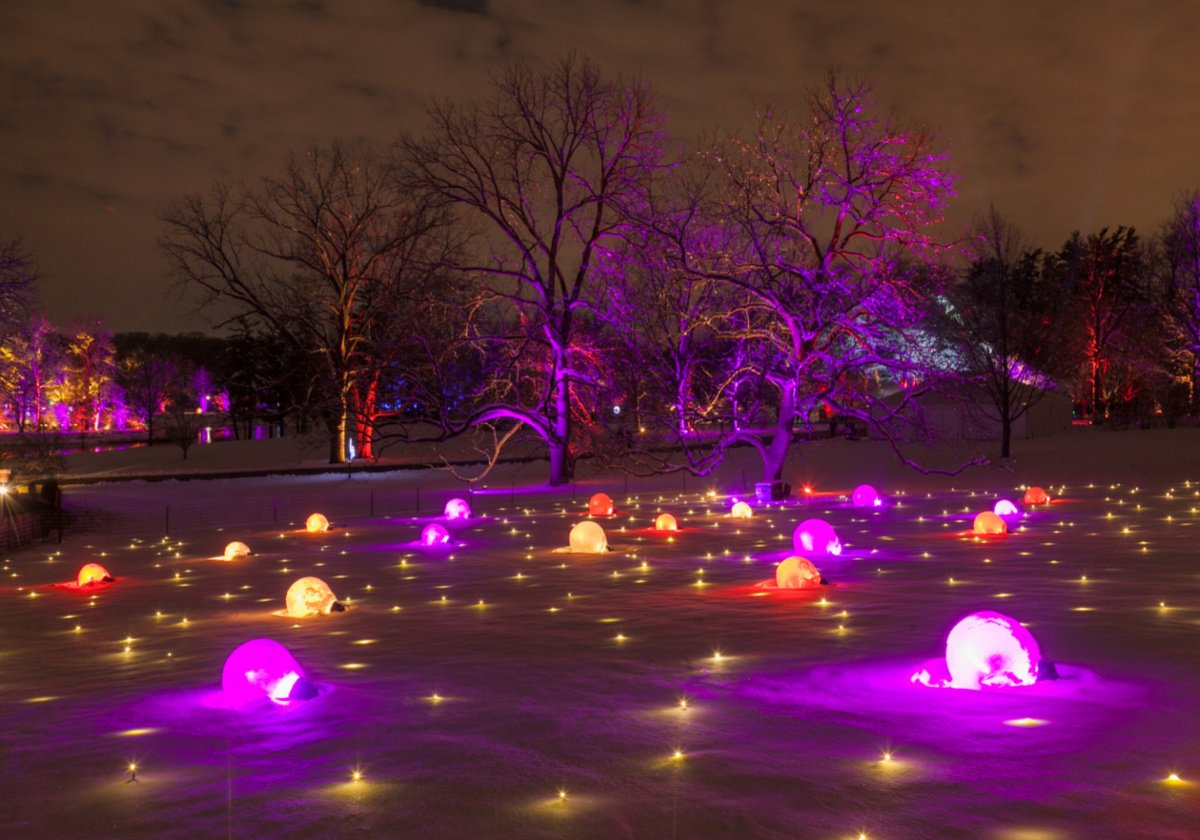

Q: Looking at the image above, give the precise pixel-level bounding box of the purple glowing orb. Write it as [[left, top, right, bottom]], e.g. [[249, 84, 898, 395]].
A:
[[444, 498, 471, 520], [793, 518, 842, 556], [421, 523, 451, 546], [914, 611, 1042, 690], [851, 484, 881, 508], [221, 638, 315, 707], [993, 499, 1020, 518]]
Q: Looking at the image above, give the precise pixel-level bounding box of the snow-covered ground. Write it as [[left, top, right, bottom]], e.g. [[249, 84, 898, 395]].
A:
[[4, 428, 1200, 838]]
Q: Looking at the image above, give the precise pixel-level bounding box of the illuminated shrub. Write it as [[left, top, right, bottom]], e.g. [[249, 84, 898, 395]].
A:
[[588, 493, 614, 516], [793, 518, 842, 556], [444, 498, 471, 520], [569, 520, 608, 553], [285, 576, 341, 617], [305, 513, 330, 533], [1023, 486, 1051, 506], [223, 541, 251, 561], [221, 638, 316, 707], [932, 611, 1042, 690], [993, 499, 1019, 518], [972, 511, 1007, 535], [654, 513, 678, 531], [76, 563, 112, 586], [730, 501, 753, 519], [421, 523, 451, 546], [851, 484, 881, 508], [775, 556, 821, 589]]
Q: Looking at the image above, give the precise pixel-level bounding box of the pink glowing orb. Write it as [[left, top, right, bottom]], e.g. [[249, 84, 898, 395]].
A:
[[444, 498, 471, 520], [221, 638, 309, 707], [1024, 486, 1051, 506], [943, 611, 1042, 689], [993, 499, 1020, 518], [305, 513, 329, 533], [569, 520, 608, 553], [76, 563, 112, 586], [223, 541, 251, 561], [730, 501, 753, 519], [285, 576, 339, 617], [588, 493, 614, 517], [421, 523, 451, 546], [793, 518, 842, 556], [654, 513, 678, 531], [851, 484, 882, 508], [973, 511, 1007, 535], [775, 556, 821, 589]]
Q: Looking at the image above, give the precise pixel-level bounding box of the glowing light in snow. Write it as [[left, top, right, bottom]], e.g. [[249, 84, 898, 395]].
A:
[[588, 493, 614, 516], [775, 556, 821, 589], [76, 563, 112, 586], [793, 519, 842, 556], [569, 521, 608, 553], [221, 639, 314, 707], [730, 501, 753, 519], [654, 513, 678, 531], [1024, 486, 1051, 506], [851, 484, 881, 507], [914, 611, 1042, 690], [305, 513, 329, 533], [993, 499, 1019, 518], [285, 576, 340, 617], [972, 511, 1007, 535], [223, 541, 251, 561], [421, 524, 451, 546], [444, 498, 471, 520]]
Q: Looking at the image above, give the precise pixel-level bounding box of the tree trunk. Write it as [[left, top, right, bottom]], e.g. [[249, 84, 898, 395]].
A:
[[548, 365, 572, 485], [760, 382, 797, 482]]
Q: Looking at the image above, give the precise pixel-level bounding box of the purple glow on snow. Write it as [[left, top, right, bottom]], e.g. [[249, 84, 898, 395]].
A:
[[793, 518, 842, 556]]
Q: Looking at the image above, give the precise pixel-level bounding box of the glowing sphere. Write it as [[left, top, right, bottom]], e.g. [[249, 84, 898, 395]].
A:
[[730, 501, 753, 519], [944, 611, 1042, 689], [285, 576, 339, 617], [654, 513, 678, 531], [421, 523, 451, 546], [305, 513, 329, 533], [993, 499, 1020, 518], [221, 639, 311, 707], [76, 563, 112, 586], [851, 484, 881, 508], [588, 493, 614, 517], [569, 520, 608, 553], [793, 519, 842, 556], [444, 498, 471, 520], [1024, 486, 1051, 505], [223, 541, 251, 561], [973, 511, 1007, 535], [775, 556, 821, 589]]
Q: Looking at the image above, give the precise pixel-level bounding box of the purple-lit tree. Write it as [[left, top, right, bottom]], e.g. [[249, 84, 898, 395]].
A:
[[648, 75, 961, 482], [400, 55, 665, 485]]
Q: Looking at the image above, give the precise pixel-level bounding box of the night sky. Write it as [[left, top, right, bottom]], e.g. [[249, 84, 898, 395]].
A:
[[2, 0, 1199, 333]]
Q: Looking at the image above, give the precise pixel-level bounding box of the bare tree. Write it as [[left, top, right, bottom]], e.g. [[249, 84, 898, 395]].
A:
[[0, 316, 58, 433], [400, 55, 665, 485], [161, 143, 456, 464], [0, 239, 38, 329], [1158, 190, 1200, 414]]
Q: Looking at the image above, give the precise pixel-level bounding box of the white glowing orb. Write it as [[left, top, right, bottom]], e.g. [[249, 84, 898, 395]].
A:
[[444, 498, 471, 520], [993, 499, 1020, 518], [421, 523, 451, 546], [851, 484, 881, 508], [588, 493, 614, 516], [1024, 486, 1051, 506], [775, 556, 821, 589], [223, 541, 251, 561], [221, 638, 308, 707], [730, 501, 753, 519], [305, 513, 330, 533], [76, 563, 112, 586], [973, 511, 1007, 535], [654, 513, 678, 531], [285, 576, 339, 617], [569, 520, 608, 553], [793, 519, 842, 556], [944, 611, 1041, 689]]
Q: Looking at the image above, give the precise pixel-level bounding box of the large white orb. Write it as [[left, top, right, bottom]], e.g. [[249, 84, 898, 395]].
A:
[[569, 520, 608, 553], [305, 513, 330, 533], [223, 541, 251, 561], [730, 501, 753, 519], [775, 556, 821, 589], [993, 499, 1019, 517], [944, 611, 1042, 690], [285, 576, 339, 617], [793, 518, 842, 556]]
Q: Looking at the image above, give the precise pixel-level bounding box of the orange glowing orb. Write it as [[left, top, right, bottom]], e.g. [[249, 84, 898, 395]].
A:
[[588, 493, 614, 517], [285, 576, 339, 617], [223, 541, 251, 561], [1023, 486, 1051, 505], [654, 513, 678, 531], [77, 563, 112, 586], [305, 513, 330, 533], [972, 511, 1007, 535], [775, 556, 821, 589], [730, 501, 753, 519]]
